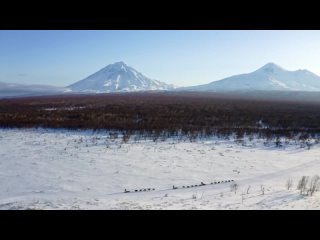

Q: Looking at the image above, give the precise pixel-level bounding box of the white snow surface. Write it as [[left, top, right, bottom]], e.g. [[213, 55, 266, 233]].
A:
[[184, 63, 320, 92], [1, 128, 320, 210], [68, 62, 174, 93]]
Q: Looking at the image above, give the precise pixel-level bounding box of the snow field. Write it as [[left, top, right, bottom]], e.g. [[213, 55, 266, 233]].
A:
[[0, 128, 320, 209]]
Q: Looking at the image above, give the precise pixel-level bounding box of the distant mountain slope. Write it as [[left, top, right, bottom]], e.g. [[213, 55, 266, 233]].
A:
[[68, 61, 174, 92], [0, 82, 67, 98], [182, 63, 320, 92]]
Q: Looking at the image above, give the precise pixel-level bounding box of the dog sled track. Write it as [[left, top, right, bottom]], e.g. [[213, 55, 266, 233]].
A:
[[112, 180, 235, 195]]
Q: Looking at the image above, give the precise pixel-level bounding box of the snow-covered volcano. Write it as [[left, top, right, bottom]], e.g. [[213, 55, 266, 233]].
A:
[[183, 63, 320, 92], [68, 62, 174, 93]]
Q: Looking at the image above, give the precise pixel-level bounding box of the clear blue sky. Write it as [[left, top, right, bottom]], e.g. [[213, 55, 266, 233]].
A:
[[1, 30, 320, 87]]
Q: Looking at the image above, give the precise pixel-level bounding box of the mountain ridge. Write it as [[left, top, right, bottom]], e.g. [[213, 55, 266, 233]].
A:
[[2, 62, 320, 98], [181, 63, 320, 92], [0, 81, 68, 98]]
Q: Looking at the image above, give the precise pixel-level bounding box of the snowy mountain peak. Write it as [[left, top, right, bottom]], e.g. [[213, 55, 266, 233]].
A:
[[98, 61, 129, 73], [183, 63, 320, 92], [255, 62, 286, 73], [113, 61, 126, 66], [68, 62, 174, 93], [107, 61, 127, 69]]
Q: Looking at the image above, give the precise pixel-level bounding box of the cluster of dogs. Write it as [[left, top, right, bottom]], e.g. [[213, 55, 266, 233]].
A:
[[124, 188, 155, 193], [174, 180, 234, 189], [124, 179, 234, 193]]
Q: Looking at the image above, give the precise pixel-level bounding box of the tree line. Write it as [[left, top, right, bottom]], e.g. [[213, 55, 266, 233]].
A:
[[1, 92, 320, 140]]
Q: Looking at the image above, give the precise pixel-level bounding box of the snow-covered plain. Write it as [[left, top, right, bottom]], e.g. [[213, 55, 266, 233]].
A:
[[1, 128, 320, 210]]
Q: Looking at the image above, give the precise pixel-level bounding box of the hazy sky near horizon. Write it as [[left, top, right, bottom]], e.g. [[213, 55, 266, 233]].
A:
[[1, 30, 320, 87]]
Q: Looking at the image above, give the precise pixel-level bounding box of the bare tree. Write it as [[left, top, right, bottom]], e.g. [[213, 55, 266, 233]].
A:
[[260, 185, 265, 195], [230, 183, 238, 194], [306, 142, 312, 150], [297, 176, 309, 195], [122, 133, 130, 143], [192, 192, 197, 200], [286, 178, 293, 190], [275, 136, 282, 148], [308, 175, 320, 196], [246, 185, 251, 194], [241, 192, 245, 204], [199, 191, 205, 200]]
